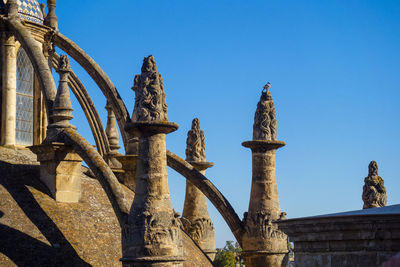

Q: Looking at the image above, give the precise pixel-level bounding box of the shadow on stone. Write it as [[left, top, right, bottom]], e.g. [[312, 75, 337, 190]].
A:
[[0, 160, 90, 266]]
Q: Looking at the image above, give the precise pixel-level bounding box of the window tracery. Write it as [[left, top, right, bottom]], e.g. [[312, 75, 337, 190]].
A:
[[16, 47, 34, 145]]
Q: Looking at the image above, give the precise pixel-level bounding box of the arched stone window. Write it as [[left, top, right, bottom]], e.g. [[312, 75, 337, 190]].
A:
[[15, 47, 34, 145]]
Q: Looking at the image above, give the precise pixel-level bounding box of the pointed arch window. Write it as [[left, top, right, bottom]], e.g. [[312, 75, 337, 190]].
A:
[[16, 47, 34, 145]]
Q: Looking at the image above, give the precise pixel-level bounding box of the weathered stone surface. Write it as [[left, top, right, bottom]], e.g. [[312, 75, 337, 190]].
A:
[[45, 53, 74, 143], [241, 86, 288, 267], [105, 101, 123, 177], [105, 101, 120, 152], [185, 118, 206, 162], [182, 118, 216, 260], [1, 33, 17, 147], [0, 146, 133, 266], [0, 146, 212, 267], [122, 124, 183, 266], [278, 205, 400, 267], [29, 55, 81, 203], [116, 154, 138, 192], [29, 143, 82, 203], [362, 161, 387, 209], [122, 56, 183, 266], [132, 55, 168, 122]]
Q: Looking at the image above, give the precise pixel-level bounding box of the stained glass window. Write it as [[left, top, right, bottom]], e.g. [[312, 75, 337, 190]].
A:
[[16, 47, 34, 145]]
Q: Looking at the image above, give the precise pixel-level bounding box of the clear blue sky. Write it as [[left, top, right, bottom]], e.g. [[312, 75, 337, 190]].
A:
[[52, 0, 400, 248]]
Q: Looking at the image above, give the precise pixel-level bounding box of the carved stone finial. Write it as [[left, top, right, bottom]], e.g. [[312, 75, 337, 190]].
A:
[[185, 118, 206, 162], [182, 119, 216, 260], [105, 101, 120, 152], [131, 55, 169, 122], [362, 161, 387, 209], [253, 82, 277, 141], [57, 55, 70, 73], [49, 55, 74, 129], [44, 0, 58, 30]]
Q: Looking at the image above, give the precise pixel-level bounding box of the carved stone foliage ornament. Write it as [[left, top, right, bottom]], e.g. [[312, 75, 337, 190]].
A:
[[181, 217, 214, 243], [243, 211, 286, 240], [132, 55, 169, 122], [58, 55, 70, 72], [253, 82, 277, 141], [185, 118, 206, 162], [362, 161, 387, 209], [123, 209, 182, 256]]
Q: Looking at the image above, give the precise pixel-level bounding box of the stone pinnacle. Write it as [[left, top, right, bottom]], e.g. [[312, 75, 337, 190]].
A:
[[253, 82, 277, 141], [50, 55, 74, 128], [132, 55, 169, 122]]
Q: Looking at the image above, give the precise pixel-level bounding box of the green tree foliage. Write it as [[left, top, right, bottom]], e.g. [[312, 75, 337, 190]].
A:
[[214, 241, 243, 267]]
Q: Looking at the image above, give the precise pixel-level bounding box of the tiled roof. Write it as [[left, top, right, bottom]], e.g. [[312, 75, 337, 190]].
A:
[[1, 0, 44, 24]]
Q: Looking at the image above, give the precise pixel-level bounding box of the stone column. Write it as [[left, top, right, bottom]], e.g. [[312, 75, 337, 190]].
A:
[[241, 83, 288, 267], [181, 118, 216, 260], [122, 55, 183, 266], [30, 55, 82, 203], [1, 33, 17, 147]]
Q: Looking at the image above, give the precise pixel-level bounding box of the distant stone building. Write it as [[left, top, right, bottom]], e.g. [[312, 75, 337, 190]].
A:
[[0, 1, 398, 267]]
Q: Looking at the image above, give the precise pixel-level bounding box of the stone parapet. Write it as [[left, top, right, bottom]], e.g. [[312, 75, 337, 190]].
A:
[[278, 205, 400, 267], [29, 142, 82, 203]]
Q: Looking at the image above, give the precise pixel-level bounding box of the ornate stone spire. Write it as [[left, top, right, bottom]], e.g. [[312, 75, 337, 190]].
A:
[[50, 55, 74, 129], [242, 82, 287, 266], [105, 101, 120, 152], [132, 55, 169, 122], [182, 118, 216, 260], [122, 56, 182, 266], [362, 161, 387, 209], [253, 82, 277, 141], [185, 118, 206, 162]]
